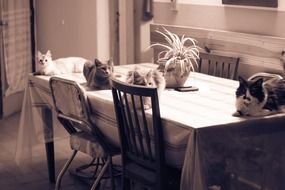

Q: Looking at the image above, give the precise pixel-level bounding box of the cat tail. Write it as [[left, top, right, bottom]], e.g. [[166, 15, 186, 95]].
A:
[[279, 50, 285, 79], [248, 72, 283, 81]]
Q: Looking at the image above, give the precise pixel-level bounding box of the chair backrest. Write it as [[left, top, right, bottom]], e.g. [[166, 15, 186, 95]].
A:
[[198, 52, 240, 80], [49, 77, 92, 134], [50, 77, 119, 154], [110, 78, 165, 182]]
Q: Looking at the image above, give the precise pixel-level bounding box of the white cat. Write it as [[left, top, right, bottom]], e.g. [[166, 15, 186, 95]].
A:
[[34, 50, 92, 76]]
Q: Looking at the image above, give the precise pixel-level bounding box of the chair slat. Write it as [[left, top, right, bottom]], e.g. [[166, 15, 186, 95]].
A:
[[131, 95, 146, 158], [141, 99, 153, 161], [117, 91, 132, 151], [123, 92, 139, 156]]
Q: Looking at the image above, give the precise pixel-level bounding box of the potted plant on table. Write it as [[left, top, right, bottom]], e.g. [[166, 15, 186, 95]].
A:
[[150, 27, 200, 88]]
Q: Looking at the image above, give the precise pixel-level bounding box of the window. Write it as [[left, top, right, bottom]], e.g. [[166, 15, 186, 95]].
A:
[[222, 0, 278, 8]]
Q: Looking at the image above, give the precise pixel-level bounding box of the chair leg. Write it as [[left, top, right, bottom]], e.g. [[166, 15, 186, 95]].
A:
[[121, 176, 131, 190], [90, 156, 111, 190], [109, 157, 115, 190], [55, 150, 78, 190]]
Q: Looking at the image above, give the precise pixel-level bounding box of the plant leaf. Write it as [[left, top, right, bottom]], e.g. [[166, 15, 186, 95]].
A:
[[149, 43, 172, 50]]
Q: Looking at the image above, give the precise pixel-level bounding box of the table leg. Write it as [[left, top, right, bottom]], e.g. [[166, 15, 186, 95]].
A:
[[42, 107, 55, 183], [45, 141, 55, 183]]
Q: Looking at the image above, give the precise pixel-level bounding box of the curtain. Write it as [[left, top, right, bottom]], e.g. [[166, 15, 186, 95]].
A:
[[1, 0, 32, 96]]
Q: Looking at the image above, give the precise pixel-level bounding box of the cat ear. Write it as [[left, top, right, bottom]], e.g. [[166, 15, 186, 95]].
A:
[[133, 71, 141, 78], [238, 76, 247, 85], [46, 50, 52, 57], [94, 59, 102, 67], [126, 71, 135, 84], [108, 58, 114, 66], [108, 59, 114, 72], [146, 70, 153, 78], [254, 78, 263, 86], [37, 51, 42, 58]]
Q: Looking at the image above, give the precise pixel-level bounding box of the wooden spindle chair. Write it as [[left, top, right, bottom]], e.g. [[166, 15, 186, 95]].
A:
[[110, 78, 180, 190], [198, 52, 240, 80]]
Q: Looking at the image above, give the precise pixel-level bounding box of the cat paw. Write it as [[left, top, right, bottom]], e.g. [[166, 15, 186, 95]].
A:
[[251, 109, 272, 117], [143, 104, 152, 110], [33, 71, 45, 76], [114, 74, 122, 78], [232, 111, 243, 117]]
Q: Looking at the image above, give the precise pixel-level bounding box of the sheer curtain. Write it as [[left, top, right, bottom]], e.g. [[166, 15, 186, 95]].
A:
[[0, 0, 32, 96]]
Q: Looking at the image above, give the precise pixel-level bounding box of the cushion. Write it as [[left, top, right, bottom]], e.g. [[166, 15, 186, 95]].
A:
[[70, 131, 106, 158]]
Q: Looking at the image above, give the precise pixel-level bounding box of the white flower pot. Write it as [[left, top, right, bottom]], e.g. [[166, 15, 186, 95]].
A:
[[164, 69, 190, 88]]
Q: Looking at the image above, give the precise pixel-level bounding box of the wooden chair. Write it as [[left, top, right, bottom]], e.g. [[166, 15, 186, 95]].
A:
[[49, 77, 120, 190], [110, 78, 180, 190], [198, 52, 240, 80]]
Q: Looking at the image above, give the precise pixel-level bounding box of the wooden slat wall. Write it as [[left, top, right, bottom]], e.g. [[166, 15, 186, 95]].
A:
[[150, 24, 285, 78]]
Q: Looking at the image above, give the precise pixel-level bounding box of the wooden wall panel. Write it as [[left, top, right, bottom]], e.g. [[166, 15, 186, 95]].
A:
[[150, 24, 285, 78]]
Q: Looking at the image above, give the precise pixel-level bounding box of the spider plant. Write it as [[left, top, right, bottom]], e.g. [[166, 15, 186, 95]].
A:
[[149, 27, 200, 77]]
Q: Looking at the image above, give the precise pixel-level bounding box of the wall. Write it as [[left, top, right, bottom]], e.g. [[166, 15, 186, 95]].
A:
[[136, 0, 285, 76], [153, 0, 285, 38], [35, 0, 108, 61]]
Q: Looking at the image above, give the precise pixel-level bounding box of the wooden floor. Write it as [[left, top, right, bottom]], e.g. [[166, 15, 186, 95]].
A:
[[0, 112, 117, 190]]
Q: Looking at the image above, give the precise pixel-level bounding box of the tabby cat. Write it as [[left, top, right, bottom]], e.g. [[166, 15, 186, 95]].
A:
[[83, 58, 114, 90], [126, 68, 166, 109], [233, 72, 285, 116]]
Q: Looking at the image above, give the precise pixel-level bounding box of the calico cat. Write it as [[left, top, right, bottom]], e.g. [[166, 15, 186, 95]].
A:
[[126, 68, 166, 109], [233, 72, 285, 116], [34, 50, 91, 76], [83, 58, 114, 90]]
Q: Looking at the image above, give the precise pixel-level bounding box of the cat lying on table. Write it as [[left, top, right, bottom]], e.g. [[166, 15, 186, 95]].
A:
[[125, 67, 166, 109], [34, 50, 91, 76], [233, 72, 285, 117], [83, 58, 115, 90]]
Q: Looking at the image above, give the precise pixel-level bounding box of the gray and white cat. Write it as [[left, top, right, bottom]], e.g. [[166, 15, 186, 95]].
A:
[[126, 68, 166, 109], [34, 50, 91, 76], [83, 58, 114, 90], [233, 72, 285, 117]]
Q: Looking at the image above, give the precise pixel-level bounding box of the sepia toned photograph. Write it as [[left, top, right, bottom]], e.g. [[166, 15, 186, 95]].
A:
[[0, 0, 285, 190]]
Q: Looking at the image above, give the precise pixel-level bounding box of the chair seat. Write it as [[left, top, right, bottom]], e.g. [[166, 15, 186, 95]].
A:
[[125, 162, 156, 186], [70, 131, 106, 158], [125, 163, 181, 190]]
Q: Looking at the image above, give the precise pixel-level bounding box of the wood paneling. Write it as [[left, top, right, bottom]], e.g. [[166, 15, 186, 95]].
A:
[[150, 24, 285, 78]]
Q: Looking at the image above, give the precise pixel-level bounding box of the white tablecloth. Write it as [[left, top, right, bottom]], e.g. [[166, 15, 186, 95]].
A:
[[15, 63, 285, 190]]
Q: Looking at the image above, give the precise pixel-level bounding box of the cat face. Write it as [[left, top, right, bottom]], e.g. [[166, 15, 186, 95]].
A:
[[37, 50, 53, 67], [126, 70, 157, 87], [235, 76, 267, 116], [95, 59, 113, 78], [236, 76, 265, 104], [126, 69, 166, 110], [83, 58, 114, 89]]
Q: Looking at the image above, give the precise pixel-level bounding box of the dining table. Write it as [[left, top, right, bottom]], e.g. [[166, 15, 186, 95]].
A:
[[15, 63, 285, 190]]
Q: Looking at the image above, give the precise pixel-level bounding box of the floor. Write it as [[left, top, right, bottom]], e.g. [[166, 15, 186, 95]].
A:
[[0, 112, 117, 190]]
